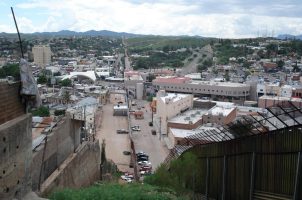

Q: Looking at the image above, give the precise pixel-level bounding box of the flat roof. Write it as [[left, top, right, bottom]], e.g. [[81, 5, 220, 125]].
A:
[[207, 106, 235, 116], [170, 125, 231, 140], [168, 109, 207, 124], [259, 95, 302, 102], [160, 93, 191, 103], [190, 81, 249, 87]]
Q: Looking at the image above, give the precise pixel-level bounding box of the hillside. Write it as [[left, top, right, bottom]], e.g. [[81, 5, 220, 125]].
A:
[[49, 183, 188, 200]]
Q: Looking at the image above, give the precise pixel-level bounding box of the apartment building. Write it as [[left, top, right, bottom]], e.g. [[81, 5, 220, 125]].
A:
[[32, 45, 52, 67]]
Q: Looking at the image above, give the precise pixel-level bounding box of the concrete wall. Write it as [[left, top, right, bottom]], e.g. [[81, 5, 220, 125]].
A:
[[0, 114, 32, 200], [41, 141, 100, 196], [0, 82, 25, 125], [31, 117, 82, 191]]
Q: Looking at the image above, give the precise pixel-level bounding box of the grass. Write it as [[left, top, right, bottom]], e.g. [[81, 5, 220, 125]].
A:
[[49, 183, 188, 200]]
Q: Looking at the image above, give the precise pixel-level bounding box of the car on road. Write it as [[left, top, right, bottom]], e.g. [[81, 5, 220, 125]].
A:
[[116, 129, 129, 134], [140, 165, 152, 171], [151, 129, 156, 135], [123, 151, 131, 155], [131, 125, 141, 131], [138, 161, 151, 166], [137, 158, 148, 162]]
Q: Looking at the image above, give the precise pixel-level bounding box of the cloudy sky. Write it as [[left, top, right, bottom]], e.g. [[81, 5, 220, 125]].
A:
[[1, 0, 302, 38]]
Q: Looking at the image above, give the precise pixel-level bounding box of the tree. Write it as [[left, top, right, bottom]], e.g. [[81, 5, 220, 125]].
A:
[[0, 64, 20, 80], [277, 60, 284, 68], [37, 75, 48, 84], [31, 106, 50, 117], [60, 78, 72, 87], [62, 91, 71, 104]]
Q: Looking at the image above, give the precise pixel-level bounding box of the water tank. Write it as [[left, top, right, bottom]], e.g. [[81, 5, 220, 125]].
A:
[[136, 83, 144, 100]]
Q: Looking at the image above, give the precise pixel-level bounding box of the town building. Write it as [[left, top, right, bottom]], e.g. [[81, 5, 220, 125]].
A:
[[32, 45, 52, 67], [155, 91, 193, 138], [152, 76, 250, 101]]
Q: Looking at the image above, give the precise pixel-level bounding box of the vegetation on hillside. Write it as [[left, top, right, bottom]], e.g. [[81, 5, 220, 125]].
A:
[[49, 183, 188, 200], [127, 36, 211, 54], [0, 64, 20, 80], [214, 40, 250, 64], [132, 50, 191, 69], [145, 152, 199, 195], [31, 106, 50, 117]]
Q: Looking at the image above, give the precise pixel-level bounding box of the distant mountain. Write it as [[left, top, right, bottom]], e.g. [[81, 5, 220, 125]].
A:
[[31, 30, 142, 38], [0, 30, 143, 38], [276, 34, 302, 40]]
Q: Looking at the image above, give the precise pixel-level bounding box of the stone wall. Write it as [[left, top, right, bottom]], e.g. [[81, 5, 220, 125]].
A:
[[0, 114, 32, 200]]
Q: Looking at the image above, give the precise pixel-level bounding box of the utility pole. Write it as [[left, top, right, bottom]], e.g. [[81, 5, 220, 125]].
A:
[[159, 117, 161, 140]]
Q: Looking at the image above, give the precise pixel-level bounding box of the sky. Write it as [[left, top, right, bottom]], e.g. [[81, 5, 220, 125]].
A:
[[0, 0, 302, 38]]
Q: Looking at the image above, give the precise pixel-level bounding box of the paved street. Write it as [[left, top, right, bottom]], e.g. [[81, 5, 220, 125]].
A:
[[95, 94, 133, 173], [130, 100, 169, 171]]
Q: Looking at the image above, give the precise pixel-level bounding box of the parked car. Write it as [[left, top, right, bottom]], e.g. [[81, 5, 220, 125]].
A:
[[136, 151, 146, 156], [137, 157, 148, 162], [138, 161, 151, 166], [151, 129, 156, 135], [140, 165, 152, 171], [137, 154, 149, 158], [116, 129, 129, 134], [123, 151, 131, 155], [131, 125, 141, 131]]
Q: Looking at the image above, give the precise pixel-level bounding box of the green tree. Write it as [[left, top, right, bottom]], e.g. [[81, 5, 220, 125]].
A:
[[277, 60, 284, 68], [0, 64, 20, 80], [60, 78, 72, 87], [31, 106, 50, 117], [63, 91, 71, 104], [37, 75, 48, 84]]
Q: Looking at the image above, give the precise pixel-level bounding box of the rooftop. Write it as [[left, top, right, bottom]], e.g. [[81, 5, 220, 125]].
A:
[[190, 80, 249, 87], [170, 125, 231, 141], [160, 93, 191, 104], [153, 76, 191, 84], [168, 109, 207, 125], [259, 95, 302, 102], [206, 106, 235, 116]]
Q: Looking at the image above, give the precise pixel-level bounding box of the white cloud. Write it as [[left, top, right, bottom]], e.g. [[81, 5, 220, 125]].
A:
[[0, 0, 298, 38]]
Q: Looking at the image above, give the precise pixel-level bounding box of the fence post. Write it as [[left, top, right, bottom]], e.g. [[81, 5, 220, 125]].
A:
[[222, 156, 227, 200], [249, 152, 256, 200], [293, 152, 301, 200], [205, 157, 209, 200]]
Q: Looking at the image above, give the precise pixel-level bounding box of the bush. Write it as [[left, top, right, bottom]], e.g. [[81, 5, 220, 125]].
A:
[[31, 106, 50, 117], [144, 152, 199, 194], [60, 78, 72, 87], [54, 110, 65, 116], [49, 183, 188, 200]]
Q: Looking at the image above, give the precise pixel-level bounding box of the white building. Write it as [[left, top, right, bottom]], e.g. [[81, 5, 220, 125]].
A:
[[32, 45, 52, 67], [155, 91, 193, 138], [152, 76, 250, 100]]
